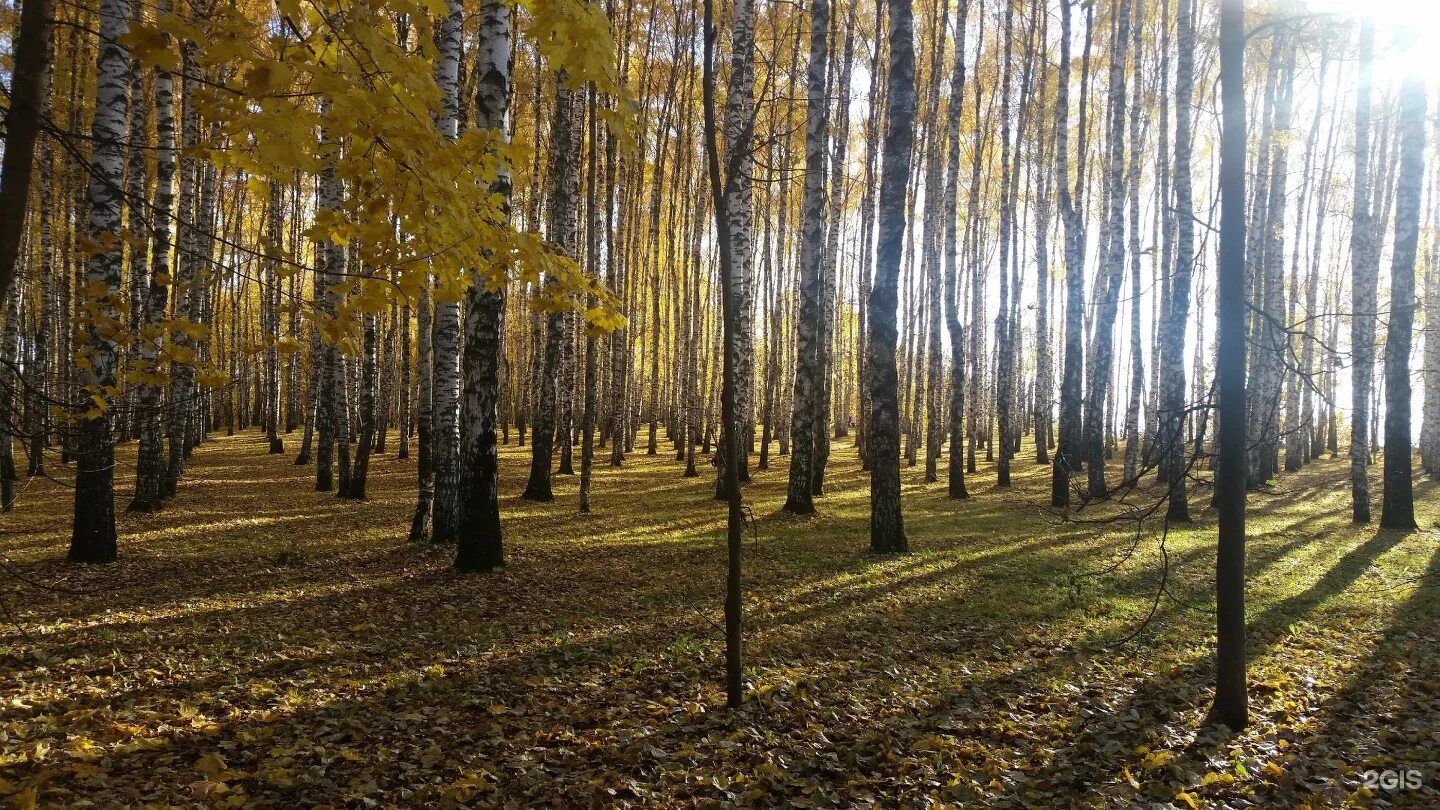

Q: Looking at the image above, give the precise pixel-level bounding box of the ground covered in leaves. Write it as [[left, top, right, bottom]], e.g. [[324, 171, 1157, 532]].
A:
[[1, 430, 1437, 807]]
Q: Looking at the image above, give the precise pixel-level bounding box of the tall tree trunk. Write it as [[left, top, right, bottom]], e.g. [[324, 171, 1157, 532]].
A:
[[1379, 74, 1424, 531], [264, 181, 285, 454], [869, 0, 912, 553], [1423, 150, 1440, 477], [129, 3, 175, 513], [523, 75, 581, 502], [430, 0, 464, 539], [922, 0, 951, 486], [1247, 36, 1295, 489], [580, 88, 600, 513], [1208, 0, 1248, 732], [783, 0, 829, 515], [1051, 0, 1088, 507], [1121, 1, 1145, 485], [70, 0, 130, 564], [701, 0, 746, 709], [1349, 21, 1376, 524], [0, 0, 54, 303], [455, 0, 512, 572], [1161, 0, 1196, 521], [1082, 0, 1130, 500], [714, 0, 756, 499], [346, 312, 377, 499], [943, 0, 970, 499], [814, 11, 854, 496], [163, 32, 201, 500], [408, 284, 435, 540]]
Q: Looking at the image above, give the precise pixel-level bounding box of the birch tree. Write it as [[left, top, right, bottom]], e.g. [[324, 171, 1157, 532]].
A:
[[70, 0, 130, 563]]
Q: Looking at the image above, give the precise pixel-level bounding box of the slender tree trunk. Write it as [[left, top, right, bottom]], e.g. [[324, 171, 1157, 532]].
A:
[[70, 0, 130, 563], [714, 0, 756, 499], [1379, 75, 1424, 531], [408, 284, 435, 540], [264, 181, 285, 453], [456, 0, 512, 571], [1208, 0, 1248, 732], [580, 88, 600, 513], [1051, 0, 1088, 507], [1162, 0, 1196, 521], [129, 5, 175, 512], [701, 0, 746, 709], [1350, 22, 1376, 524], [163, 34, 203, 500], [943, 0, 970, 499], [1247, 37, 1295, 489], [814, 11, 854, 496], [1423, 148, 1440, 477], [869, 0, 912, 553], [430, 0, 464, 538], [523, 75, 581, 502], [1082, 0, 1130, 500], [922, 0, 951, 486], [783, 0, 829, 515]]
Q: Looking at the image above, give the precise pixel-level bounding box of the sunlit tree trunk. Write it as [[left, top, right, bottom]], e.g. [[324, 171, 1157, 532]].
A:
[[814, 11, 854, 496], [783, 0, 829, 515], [1051, 0, 1089, 507], [129, 4, 175, 513], [869, 0, 912, 553], [430, 0, 463, 539], [1349, 21, 1376, 524], [523, 75, 581, 502], [27, 51, 55, 479], [1247, 37, 1295, 489], [1423, 163, 1440, 477], [1161, 0, 1195, 521], [1082, 0, 1130, 500], [70, 0, 130, 563], [120, 25, 149, 444], [943, 0, 970, 499], [922, 0, 950, 486], [454, 0, 510, 572], [993, 0, 1016, 488], [163, 33, 201, 500], [714, 0, 755, 498], [580, 89, 600, 513]]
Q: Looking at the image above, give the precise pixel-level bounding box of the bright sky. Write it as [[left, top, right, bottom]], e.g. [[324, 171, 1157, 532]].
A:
[[1304, 0, 1440, 85]]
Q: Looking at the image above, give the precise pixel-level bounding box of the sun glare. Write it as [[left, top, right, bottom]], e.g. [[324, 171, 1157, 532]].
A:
[[1304, 0, 1440, 82]]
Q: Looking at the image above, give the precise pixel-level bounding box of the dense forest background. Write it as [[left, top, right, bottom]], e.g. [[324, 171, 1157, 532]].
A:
[[0, 0, 1438, 804]]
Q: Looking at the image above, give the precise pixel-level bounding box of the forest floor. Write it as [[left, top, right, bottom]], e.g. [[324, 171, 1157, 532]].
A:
[[0, 429, 1437, 808]]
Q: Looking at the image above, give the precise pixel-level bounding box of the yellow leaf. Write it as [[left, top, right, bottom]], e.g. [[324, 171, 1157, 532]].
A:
[[1141, 750, 1176, 770], [11, 786, 37, 810], [1121, 767, 1140, 789], [66, 736, 101, 761], [1175, 790, 1201, 809], [196, 751, 227, 776], [1201, 771, 1234, 786]]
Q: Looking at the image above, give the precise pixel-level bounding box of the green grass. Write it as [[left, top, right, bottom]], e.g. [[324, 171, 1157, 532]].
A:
[[0, 429, 1436, 807]]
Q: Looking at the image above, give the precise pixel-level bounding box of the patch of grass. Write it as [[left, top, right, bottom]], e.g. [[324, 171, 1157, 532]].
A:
[[0, 431, 1436, 806]]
